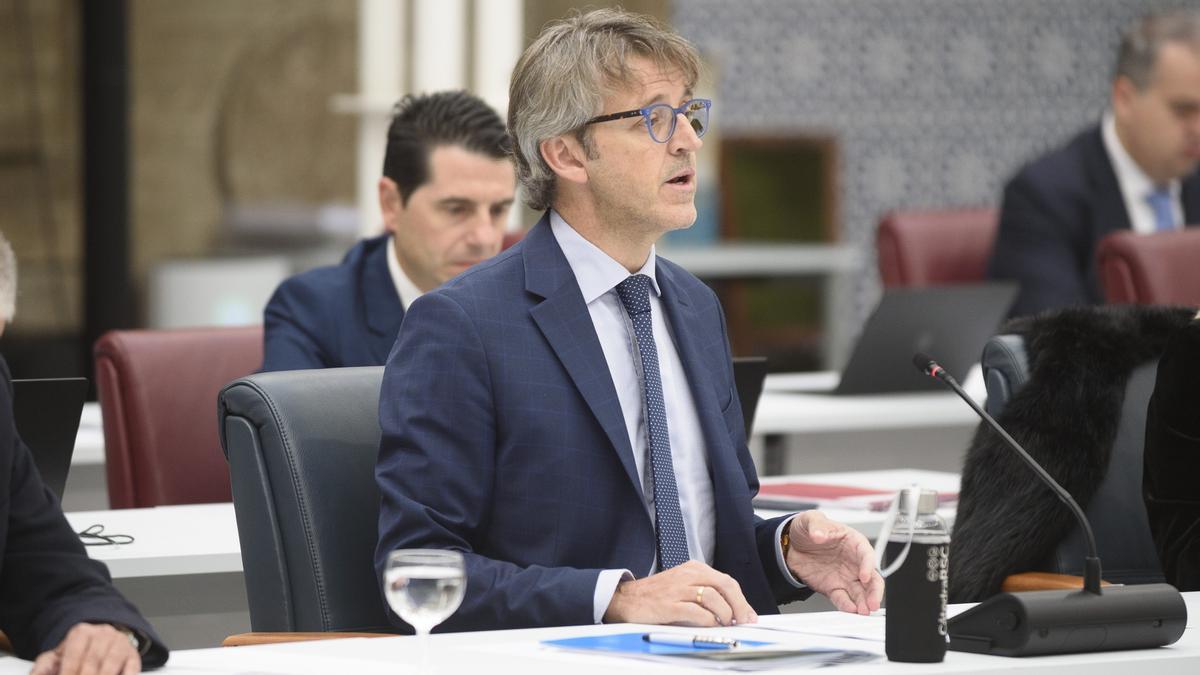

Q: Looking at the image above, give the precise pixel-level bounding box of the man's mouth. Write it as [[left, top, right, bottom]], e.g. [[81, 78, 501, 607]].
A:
[[665, 168, 695, 186]]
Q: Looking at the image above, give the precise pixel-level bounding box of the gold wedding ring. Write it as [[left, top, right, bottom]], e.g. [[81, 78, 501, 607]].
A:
[[696, 587, 705, 605]]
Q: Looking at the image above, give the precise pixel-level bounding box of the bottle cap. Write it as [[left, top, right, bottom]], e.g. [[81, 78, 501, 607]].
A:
[[898, 488, 939, 515]]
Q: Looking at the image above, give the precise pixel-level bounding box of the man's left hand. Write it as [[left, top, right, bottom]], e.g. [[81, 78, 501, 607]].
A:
[[785, 511, 884, 615], [29, 623, 140, 675]]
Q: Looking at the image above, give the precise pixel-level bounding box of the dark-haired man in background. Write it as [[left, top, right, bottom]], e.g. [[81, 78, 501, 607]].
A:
[[262, 90, 516, 371], [988, 10, 1200, 318]]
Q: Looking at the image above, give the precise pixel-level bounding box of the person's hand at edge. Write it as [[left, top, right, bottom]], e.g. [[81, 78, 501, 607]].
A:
[[29, 623, 141, 675]]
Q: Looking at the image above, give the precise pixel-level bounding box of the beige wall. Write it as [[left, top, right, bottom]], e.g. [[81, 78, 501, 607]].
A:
[[0, 1, 675, 334], [131, 0, 356, 301], [0, 0, 81, 334]]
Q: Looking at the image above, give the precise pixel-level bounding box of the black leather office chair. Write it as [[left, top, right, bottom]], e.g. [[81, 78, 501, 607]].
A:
[[951, 305, 1193, 601], [218, 366, 393, 635]]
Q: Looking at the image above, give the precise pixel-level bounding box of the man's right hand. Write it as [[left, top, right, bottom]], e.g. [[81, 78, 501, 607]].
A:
[[602, 560, 757, 627]]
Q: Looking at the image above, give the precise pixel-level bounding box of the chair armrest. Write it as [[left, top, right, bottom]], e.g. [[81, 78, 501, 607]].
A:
[[1001, 572, 1113, 593], [222, 632, 391, 647]]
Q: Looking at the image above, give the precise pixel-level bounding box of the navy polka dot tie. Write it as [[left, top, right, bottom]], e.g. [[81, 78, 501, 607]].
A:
[[615, 274, 690, 570]]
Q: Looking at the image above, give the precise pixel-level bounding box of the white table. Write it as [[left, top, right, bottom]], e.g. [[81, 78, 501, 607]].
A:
[[70, 370, 984, 486], [67, 470, 956, 580], [63, 470, 959, 649], [65, 503, 241, 578], [3, 593, 1195, 674], [65, 503, 247, 651], [750, 369, 985, 475], [72, 401, 105, 466]]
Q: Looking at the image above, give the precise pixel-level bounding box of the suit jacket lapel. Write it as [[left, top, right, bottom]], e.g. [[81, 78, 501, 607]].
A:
[[1085, 128, 1133, 237], [655, 264, 741, 489], [1181, 173, 1200, 224], [656, 262, 758, 566], [523, 217, 642, 493], [362, 240, 406, 363]]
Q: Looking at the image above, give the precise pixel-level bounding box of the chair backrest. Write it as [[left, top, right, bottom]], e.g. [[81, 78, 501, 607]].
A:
[[876, 208, 998, 288], [1097, 228, 1200, 305], [94, 326, 263, 508], [980, 334, 1163, 584], [218, 366, 391, 633]]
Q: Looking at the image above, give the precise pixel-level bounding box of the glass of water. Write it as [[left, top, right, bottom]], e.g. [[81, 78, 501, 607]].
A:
[[384, 549, 466, 671]]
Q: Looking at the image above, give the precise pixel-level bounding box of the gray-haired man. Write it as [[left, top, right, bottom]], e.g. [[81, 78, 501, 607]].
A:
[[0, 233, 168, 674], [375, 8, 882, 632]]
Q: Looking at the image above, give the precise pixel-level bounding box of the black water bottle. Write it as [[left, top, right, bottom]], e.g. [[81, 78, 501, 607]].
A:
[[883, 488, 949, 663]]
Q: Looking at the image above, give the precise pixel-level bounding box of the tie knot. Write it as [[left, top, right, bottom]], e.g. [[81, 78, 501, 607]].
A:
[[1147, 187, 1171, 205], [616, 274, 652, 316]]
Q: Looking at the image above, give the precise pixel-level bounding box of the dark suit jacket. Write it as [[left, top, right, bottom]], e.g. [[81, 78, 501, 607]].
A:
[[1143, 317, 1200, 591], [262, 235, 405, 371], [374, 215, 807, 632], [0, 356, 167, 665], [987, 125, 1200, 317]]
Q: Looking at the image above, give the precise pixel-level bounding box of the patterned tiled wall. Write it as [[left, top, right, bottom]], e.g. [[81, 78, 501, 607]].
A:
[[674, 0, 1182, 337]]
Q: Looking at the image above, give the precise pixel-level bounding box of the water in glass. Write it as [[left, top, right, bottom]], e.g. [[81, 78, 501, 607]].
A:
[[384, 551, 466, 635]]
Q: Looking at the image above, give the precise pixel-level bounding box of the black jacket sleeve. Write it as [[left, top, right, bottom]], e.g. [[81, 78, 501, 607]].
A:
[[0, 357, 168, 666]]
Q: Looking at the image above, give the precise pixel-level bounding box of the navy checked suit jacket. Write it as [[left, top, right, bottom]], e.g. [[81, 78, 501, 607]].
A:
[[262, 234, 405, 371], [374, 214, 806, 632], [987, 125, 1200, 318]]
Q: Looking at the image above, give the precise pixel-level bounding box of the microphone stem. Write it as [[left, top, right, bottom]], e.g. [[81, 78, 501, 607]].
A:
[[939, 373, 1103, 595]]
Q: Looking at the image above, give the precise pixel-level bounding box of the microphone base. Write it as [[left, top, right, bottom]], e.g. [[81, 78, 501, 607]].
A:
[[948, 583, 1187, 657]]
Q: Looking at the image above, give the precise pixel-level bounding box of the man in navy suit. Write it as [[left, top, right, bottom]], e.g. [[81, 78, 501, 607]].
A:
[[0, 235, 167, 674], [989, 10, 1200, 317], [375, 9, 882, 632], [261, 91, 516, 371]]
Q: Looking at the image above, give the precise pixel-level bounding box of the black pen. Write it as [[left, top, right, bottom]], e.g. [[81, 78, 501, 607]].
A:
[[642, 633, 739, 649]]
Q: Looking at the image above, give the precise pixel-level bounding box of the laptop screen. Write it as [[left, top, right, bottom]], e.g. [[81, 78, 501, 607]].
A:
[[834, 284, 1017, 395], [12, 377, 88, 500]]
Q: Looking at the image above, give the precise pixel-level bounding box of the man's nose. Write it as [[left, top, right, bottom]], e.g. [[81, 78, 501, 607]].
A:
[[668, 114, 703, 154], [465, 211, 502, 248]]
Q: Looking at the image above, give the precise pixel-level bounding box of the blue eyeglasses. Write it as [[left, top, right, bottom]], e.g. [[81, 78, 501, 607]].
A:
[[585, 98, 712, 143]]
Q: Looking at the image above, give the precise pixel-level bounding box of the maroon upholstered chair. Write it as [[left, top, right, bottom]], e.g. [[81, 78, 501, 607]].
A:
[[94, 326, 263, 508], [876, 208, 999, 288], [1097, 228, 1200, 306]]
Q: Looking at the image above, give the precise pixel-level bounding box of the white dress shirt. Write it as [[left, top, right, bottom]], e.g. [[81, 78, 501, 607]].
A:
[[1102, 113, 1183, 234], [548, 212, 801, 623], [385, 235, 421, 310]]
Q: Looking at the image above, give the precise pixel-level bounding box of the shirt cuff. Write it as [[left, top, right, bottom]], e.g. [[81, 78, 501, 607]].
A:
[[594, 568, 635, 623], [775, 516, 807, 589]]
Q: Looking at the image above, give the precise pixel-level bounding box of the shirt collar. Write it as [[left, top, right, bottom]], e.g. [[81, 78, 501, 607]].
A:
[[1102, 111, 1181, 200], [549, 210, 660, 304], [385, 235, 422, 311]]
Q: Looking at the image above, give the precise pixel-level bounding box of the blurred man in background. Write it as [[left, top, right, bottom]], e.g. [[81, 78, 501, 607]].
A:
[[0, 233, 167, 674], [262, 90, 516, 371], [988, 10, 1200, 317]]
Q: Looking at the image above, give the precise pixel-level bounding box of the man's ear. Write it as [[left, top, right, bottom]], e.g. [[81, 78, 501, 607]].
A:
[[378, 177, 403, 233], [1111, 75, 1138, 119], [540, 135, 590, 186]]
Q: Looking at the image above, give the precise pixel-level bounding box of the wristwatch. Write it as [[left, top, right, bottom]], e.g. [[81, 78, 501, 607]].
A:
[[115, 626, 147, 655], [780, 527, 791, 558]]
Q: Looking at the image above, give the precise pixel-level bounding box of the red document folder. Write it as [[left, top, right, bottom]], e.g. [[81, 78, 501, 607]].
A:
[[754, 482, 958, 512]]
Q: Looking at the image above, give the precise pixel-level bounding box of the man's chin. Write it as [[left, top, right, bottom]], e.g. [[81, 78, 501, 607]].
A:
[[663, 205, 698, 232]]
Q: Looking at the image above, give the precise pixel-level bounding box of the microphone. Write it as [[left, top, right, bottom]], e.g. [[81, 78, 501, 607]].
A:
[[914, 352, 1186, 656]]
